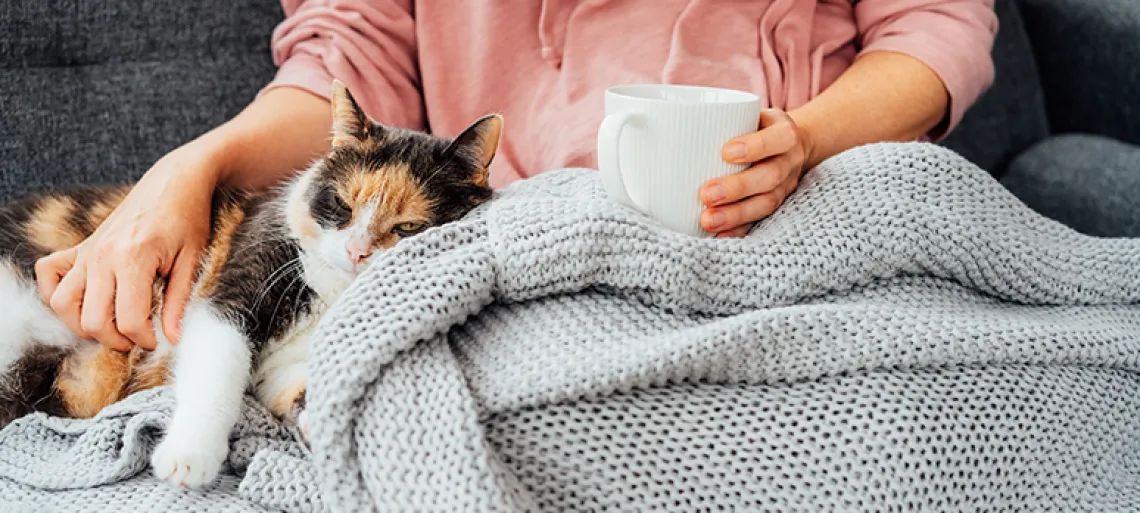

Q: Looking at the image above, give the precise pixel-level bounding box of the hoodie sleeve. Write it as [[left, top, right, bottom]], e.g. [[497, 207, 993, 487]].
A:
[[261, 0, 424, 130], [855, 0, 999, 140]]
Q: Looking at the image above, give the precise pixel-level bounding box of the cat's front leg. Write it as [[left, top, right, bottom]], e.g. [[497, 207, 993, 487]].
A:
[[252, 318, 312, 430], [259, 363, 309, 439], [257, 361, 307, 420], [253, 359, 310, 443], [286, 385, 311, 442], [151, 301, 250, 488]]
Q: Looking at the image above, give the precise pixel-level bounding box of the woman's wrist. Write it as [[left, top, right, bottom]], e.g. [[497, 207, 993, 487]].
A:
[[164, 127, 237, 189], [195, 86, 333, 191], [787, 107, 822, 171]]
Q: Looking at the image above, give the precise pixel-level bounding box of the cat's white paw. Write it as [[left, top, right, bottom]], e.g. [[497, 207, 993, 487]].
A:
[[150, 432, 229, 488]]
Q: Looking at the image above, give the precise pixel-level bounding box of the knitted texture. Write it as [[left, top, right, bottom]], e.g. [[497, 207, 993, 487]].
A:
[[0, 388, 301, 512], [2, 142, 1139, 511], [304, 142, 1140, 512]]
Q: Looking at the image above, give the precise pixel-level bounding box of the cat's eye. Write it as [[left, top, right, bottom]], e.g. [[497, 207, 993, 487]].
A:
[[313, 186, 352, 228], [393, 222, 426, 237]]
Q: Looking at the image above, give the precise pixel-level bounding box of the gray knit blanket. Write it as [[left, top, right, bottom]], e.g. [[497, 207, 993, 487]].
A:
[[2, 142, 1139, 512]]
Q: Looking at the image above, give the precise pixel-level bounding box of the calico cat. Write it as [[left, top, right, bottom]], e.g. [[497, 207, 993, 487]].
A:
[[0, 80, 500, 487]]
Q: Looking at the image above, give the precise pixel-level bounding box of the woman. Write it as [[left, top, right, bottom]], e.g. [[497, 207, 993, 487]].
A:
[[35, 0, 998, 351]]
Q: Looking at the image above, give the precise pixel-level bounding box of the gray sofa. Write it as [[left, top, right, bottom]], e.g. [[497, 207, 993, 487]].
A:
[[2, 0, 1138, 235]]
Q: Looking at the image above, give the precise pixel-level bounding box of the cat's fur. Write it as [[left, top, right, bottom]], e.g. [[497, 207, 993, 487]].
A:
[[0, 81, 500, 487]]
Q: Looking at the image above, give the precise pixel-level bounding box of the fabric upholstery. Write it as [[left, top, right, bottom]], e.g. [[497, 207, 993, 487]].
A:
[[1002, 134, 1140, 238], [0, 0, 282, 202], [1019, 0, 1140, 148], [0, 0, 1136, 227], [940, 0, 1049, 175]]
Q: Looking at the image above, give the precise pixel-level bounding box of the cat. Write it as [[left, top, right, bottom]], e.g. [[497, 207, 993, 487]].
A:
[[0, 80, 500, 488]]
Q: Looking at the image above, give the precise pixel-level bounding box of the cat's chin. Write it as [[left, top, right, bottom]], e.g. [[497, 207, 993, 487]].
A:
[[300, 252, 358, 302], [326, 256, 359, 276], [323, 259, 358, 282]]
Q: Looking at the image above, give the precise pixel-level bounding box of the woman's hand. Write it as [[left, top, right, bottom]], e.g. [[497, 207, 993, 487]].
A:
[[36, 141, 220, 351], [698, 109, 815, 238], [33, 87, 334, 352]]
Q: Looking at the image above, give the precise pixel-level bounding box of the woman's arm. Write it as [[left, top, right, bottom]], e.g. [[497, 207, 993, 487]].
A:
[[210, 87, 332, 190], [697, 51, 959, 237], [224, 0, 424, 187], [37, 0, 423, 351], [268, 0, 423, 131], [699, 0, 999, 237], [790, 50, 950, 170]]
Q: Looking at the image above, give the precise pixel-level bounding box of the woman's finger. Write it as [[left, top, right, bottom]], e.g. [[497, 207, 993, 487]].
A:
[[721, 110, 797, 164], [701, 154, 795, 206], [49, 261, 94, 341], [780, 173, 801, 204], [701, 184, 791, 233], [715, 224, 753, 239], [35, 248, 77, 304], [79, 265, 133, 351], [162, 248, 202, 344], [114, 263, 159, 350]]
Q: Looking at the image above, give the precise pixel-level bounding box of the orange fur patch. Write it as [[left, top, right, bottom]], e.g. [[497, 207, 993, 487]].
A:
[[150, 280, 166, 319], [269, 380, 306, 418], [337, 163, 435, 247], [193, 200, 247, 297], [85, 188, 130, 229], [127, 351, 171, 395], [56, 345, 132, 418], [338, 162, 415, 205], [287, 172, 322, 241], [25, 196, 85, 253]]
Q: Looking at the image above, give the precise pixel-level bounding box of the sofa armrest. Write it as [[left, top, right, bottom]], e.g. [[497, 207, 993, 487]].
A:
[[1018, 0, 1140, 146]]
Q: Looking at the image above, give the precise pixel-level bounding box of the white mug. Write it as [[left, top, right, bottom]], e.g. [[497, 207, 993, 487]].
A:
[[597, 84, 762, 237]]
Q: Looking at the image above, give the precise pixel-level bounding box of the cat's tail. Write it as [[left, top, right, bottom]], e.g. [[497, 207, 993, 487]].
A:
[[0, 345, 71, 426], [0, 260, 80, 427]]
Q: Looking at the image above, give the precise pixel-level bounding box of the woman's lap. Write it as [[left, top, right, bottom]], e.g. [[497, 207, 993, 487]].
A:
[[1001, 134, 1140, 238]]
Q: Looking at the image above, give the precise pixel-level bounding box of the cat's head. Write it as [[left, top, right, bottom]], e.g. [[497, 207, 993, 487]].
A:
[[286, 80, 499, 276]]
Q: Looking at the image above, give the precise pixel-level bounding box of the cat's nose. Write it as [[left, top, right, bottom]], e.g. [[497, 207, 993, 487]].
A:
[[346, 246, 372, 265]]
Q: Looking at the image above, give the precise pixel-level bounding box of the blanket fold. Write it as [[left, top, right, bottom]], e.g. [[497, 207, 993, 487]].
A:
[[3, 142, 1138, 512], [305, 143, 1140, 511]]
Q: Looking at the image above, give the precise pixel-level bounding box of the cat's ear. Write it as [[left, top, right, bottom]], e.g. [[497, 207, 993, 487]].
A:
[[450, 114, 503, 186], [330, 80, 371, 147]]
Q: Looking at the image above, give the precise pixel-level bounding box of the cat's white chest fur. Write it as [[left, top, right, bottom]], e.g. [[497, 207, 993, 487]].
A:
[[252, 252, 352, 415], [252, 308, 322, 415]]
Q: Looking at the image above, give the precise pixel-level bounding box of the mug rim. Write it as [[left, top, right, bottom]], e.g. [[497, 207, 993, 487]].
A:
[[606, 84, 760, 105]]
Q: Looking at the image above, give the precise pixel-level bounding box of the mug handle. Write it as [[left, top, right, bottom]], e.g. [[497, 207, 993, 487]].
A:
[[597, 111, 649, 213]]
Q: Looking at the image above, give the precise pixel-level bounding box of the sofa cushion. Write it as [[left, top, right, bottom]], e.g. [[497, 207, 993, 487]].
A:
[[1019, 0, 1140, 147], [1001, 134, 1140, 238], [0, 0, 283, 202], [940, 0, 1050, 176], [0, 1, 279, 68]]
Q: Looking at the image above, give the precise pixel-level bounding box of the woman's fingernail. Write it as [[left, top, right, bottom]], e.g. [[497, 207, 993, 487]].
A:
[[706, 211, 726, 229], [704, 184, 725, 202], [725, 143, 747, 160]]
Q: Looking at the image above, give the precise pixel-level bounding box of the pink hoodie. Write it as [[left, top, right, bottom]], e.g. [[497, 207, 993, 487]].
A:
[[265, 0, 998, 188]]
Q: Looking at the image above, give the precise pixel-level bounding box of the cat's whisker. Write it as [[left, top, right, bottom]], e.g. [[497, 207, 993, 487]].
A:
[[268, 270, 307, 330], [250, 261, 303, 314], [250, 258, 301, 305], [6, 241, 26, 264], [250, 258, 304, 314]]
